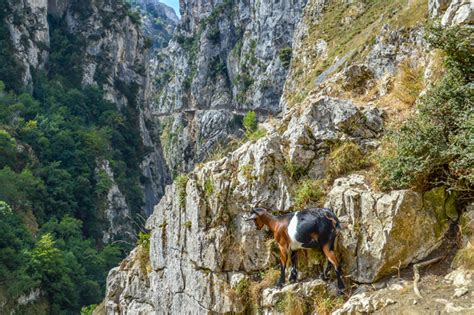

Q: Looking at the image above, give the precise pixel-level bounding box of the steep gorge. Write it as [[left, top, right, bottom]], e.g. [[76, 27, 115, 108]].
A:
[[0, 0, 472, 314], [101, 0, 473, 314]]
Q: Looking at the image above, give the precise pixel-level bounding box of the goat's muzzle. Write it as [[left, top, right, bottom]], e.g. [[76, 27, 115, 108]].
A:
[[243, 212, 257, 221]]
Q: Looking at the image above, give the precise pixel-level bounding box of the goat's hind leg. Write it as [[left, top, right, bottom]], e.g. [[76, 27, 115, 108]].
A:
[[322, 244, 345, 295]]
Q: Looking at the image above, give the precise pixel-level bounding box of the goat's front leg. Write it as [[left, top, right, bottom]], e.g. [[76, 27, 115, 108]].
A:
[[276, 244, 288, 288], [289, 250, 298, 283], [320, 259, 331, 281]]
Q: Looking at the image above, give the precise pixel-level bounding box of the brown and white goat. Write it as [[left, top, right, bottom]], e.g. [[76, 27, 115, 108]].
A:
[[245, 207, 345, 294]]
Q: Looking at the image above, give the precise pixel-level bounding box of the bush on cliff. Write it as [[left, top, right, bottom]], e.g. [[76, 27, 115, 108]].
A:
[[377, 24, 473, 194]]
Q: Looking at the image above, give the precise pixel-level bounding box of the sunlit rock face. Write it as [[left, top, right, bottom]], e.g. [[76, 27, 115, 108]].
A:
[[150, 0, 309, 176], [326, 175, 454, 283]]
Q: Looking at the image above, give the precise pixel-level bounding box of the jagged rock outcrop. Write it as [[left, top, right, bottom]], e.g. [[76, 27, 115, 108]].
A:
[[103, 94, 454, 313], [6, 0, 50, 86], [97, 160, 136, 243], [150, 0, 309, 175], [325, 174, 455, 283], [128, 0, 179, 49], [103, 96, 384, 313], [102, 0, 470, 313], [430, 0, 474, 25]]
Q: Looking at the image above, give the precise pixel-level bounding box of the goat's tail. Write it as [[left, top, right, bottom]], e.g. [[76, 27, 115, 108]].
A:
[[324, 209, 343, 232]]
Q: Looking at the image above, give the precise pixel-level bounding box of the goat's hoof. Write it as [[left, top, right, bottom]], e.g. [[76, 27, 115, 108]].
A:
[[320, 274, 329, 281], [289, 278, 297, 283], [336, 290, 345, 297], [276, 282, 284, 289]]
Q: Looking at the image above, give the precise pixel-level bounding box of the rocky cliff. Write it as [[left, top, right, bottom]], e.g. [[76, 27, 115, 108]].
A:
[[127, 0, 179, 50], [102, 0, 473, 313], [149, 0, 308, 176]]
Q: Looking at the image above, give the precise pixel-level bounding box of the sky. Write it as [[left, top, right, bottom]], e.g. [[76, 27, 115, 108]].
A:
[[161, 0, 180, 16]]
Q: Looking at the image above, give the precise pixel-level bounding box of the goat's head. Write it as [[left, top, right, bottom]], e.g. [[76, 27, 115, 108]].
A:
[[243, 198, 269, 230], [244, 207, 267, 230]]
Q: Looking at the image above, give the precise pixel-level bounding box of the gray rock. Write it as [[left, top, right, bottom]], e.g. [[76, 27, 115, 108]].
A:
[[367, 25, 426, 79], [103, 98, 426, 314], [150, 0, 309, 175], [441, 0, 474, 26], [429, 0, 452, 17], [341, 64, 374, 94], [325, 175, 452, 283]]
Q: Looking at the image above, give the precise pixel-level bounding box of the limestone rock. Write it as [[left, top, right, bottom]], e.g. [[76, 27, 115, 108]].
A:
[[341, 64, 374, 94], [261, 279, 326, 315], [103, 97, 385, 313], [429, 0, 452, 17], [96, 160, 135, 243], [325, 175, 452, 283], [150, 0, 309, 175], [441, 0, 474, 26]]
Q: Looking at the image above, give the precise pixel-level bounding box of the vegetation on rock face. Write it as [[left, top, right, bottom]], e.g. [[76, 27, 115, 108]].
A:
[[176, 174, 189, 208], [0, 1, 150, 312], [285, 0, 428, 106], [377, 24, 473, 194], [294, 179, 326, 208], [326, 142, 366, 183], [278, 47, 293, 69]]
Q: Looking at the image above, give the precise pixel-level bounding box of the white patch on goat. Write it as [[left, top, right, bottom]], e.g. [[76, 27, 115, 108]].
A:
[[288, 213, 303, 250]]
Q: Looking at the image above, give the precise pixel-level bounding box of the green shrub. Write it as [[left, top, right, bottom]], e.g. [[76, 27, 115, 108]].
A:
[[204, 179, 214, 197], [243, 111, 257, 131], [137, 231, 150, 250], [377, 24, 473, 192], [278, 47, 292, 69], [283, 161, 308, 182], [176, 175, 189, 208], [243, 110, 267, 141]]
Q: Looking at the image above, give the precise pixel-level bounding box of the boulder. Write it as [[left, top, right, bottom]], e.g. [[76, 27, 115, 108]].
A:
[[441, 0, 474, 26], [341, 64, 374, 94], [429, 0, 452, 17], [325, 175, 453, 283]]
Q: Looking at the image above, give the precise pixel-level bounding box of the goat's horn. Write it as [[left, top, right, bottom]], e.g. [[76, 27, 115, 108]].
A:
[[254, 197, 264, 207]]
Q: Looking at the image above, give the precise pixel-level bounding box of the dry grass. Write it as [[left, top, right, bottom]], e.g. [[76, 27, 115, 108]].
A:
[[452, 243, 474, 270], [249, 268, 281, 305], [326, 142, 366, 182], [392, 59, 424, 107], [312, 287, 345, 315], [137, 244, 152, 276], [277, 292, 308, 315], [284, 0, 428, 108]]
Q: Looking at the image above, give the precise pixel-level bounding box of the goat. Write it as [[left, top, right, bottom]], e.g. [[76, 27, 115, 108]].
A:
[[245, 207, 345, 294]]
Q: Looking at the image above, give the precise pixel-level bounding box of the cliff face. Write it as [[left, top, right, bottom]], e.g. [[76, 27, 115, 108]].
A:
[[3, 0, 172, 238], [102, 0, 473, 314], [128, 0, 179, 49], [150, 0, 308, 176]]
